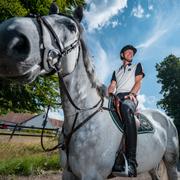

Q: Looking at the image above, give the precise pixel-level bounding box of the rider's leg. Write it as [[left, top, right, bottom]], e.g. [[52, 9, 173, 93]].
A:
[[121, 99, 137, 177]]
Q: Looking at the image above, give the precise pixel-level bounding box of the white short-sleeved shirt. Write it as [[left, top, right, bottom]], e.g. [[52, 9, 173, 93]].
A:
[[111, 63, 145, 95]]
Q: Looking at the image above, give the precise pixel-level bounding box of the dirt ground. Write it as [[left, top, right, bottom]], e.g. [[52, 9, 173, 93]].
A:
[[0, 171, 152, 180], [2, 171, 180, 180]]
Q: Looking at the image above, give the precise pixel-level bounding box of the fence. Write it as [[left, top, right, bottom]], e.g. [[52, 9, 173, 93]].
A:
[[0, 123, 59, 139]]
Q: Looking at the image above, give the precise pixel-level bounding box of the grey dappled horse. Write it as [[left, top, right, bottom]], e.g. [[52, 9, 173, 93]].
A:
[[0, 8, 179, 180]]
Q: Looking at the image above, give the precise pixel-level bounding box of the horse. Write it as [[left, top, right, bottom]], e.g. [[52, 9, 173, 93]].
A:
[[0, 7, 179, 180]]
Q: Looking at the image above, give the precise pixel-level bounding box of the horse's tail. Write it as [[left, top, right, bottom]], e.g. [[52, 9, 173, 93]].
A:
[[164, 115, 179, 180]]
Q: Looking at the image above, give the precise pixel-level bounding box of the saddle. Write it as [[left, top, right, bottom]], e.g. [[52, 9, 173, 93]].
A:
[[108, 95, 154, 133], [112, 95, 140, 128]]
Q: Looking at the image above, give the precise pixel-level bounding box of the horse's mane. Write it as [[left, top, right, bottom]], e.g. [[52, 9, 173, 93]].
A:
[[80, 38, 107, 97]]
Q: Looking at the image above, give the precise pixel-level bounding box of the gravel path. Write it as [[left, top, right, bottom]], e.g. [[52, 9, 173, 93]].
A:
[[2, 171, 180, 180]]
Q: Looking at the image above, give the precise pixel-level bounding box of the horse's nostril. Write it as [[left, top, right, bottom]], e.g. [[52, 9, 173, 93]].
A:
[[8, 34, 30, 58]]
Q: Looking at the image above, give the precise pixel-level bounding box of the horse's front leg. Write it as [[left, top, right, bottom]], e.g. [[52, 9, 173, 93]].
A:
[[61, 149, 79, 180]]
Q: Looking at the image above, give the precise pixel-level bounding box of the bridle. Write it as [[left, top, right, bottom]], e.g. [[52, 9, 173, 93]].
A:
[[36, 15, 80, 74], [35, 14, 103, 110], [33, 15, 104, 152]]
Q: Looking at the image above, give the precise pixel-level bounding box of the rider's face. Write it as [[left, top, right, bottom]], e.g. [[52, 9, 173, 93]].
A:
[[122, 49, 134, 61]]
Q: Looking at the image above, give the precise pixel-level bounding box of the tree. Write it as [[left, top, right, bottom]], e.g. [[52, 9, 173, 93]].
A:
[[0, 0, 85, 19], [0, 75, 60, 114], [0, 0, 28, 21], [156, 54, 180, 130], [0, 0, 86, 20]]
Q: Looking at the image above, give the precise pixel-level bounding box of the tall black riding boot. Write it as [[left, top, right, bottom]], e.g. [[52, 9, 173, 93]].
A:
[[123, 107, 138, 177], [112, 103, 138, 177]]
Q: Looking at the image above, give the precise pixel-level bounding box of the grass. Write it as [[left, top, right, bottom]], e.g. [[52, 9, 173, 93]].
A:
[[0, 135, 61, 176], [0, 142, 42, 160], [0, 153, 60, 176]]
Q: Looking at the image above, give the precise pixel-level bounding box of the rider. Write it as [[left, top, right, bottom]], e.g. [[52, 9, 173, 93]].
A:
[[108, 45, 145, 177]]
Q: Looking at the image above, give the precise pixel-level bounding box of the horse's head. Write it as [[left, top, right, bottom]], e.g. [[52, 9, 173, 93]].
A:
[[0, 7, 83, 82]]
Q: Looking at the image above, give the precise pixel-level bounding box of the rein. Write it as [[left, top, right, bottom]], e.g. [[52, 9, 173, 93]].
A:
[[56, 65, 103, 111], [40, 65, 104, 152], [36, 15, 105, 152]]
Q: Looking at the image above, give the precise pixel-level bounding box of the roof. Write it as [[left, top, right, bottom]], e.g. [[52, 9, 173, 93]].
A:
[[0, 112, 35, 124], [0, 112, 64, 128]]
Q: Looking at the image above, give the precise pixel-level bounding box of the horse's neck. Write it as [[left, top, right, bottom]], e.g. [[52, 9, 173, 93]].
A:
[[62, 49, 100, 133]]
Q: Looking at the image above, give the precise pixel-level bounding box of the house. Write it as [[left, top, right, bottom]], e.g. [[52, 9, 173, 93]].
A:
[[0, 112, 63, 130], [24, 113, 63, 129]]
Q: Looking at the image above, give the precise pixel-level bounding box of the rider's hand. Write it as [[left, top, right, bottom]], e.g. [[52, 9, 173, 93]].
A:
[[124, 93, 137, 102], [108, 81, 116, 96], [108, 87, 114, 94]]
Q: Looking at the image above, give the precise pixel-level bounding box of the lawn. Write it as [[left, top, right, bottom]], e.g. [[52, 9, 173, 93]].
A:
[[0, 135, 61, 176]]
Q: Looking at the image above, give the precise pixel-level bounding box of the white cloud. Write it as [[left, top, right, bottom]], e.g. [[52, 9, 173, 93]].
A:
[[105, 20, 122, 28], [145, 13, 151, 18], [148, 4, 154, 10], [137, 94, 146, 110], [84, 33, 118, 84], [136, 29, 167, 48], [84, 0, 127, 32], [93, 42, 111, 82], [111, 20, 118, 28], [136, 2, 180, 50], [137, 94, 157, 110], [131, 4, 144, 18]]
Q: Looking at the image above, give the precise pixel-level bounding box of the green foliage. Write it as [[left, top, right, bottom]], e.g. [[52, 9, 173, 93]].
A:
[[0, 0, 28, 20], [0, 75, 60, 114], [58, 0, 86, 13], [20, 0, 52, 15], [0, 137, 57, 160], [0, 137, 60, 176], [0, 0, 86, 20], [0, 153, 60, 175], [19, 0, 86, 16], [156, 54, 180, 127]]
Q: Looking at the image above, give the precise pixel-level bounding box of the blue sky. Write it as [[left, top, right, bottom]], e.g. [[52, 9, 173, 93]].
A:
[[82, 0, 180, 110], [49, 0, 180, 119]]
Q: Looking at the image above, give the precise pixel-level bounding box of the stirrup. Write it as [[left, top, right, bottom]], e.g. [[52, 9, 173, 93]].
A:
[[112, 153, 129, 177]]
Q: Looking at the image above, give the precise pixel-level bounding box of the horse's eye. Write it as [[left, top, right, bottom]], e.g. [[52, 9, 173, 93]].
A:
[[62, 20, 77, 33], [68, 24, 76, 33]]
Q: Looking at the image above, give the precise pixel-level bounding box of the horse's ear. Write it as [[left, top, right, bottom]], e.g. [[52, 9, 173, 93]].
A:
[[73, 6, 83, 22], [49, 1, 59, 15]]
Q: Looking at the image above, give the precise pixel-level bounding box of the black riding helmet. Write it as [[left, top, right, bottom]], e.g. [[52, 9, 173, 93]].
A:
[[120, 45, 137, 60]]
